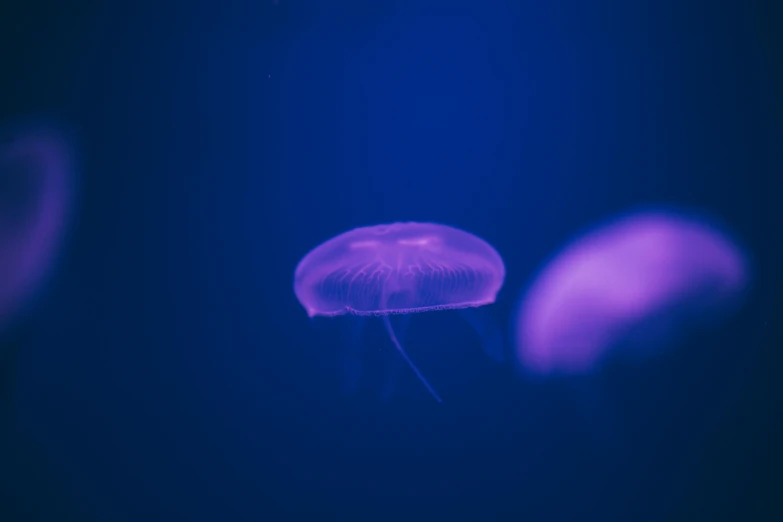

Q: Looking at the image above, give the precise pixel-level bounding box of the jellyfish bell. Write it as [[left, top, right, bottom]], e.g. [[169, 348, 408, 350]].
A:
[[294, 222, 506, 402], [514, 211, 749, 376], [0, 123, 75, 332], [295, 222, 504, 317]]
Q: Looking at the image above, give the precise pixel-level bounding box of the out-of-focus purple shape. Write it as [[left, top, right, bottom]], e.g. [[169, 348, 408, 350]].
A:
[[294, 222, 505, 317], [515, 211, 748, 375], [0, 124, 74, 330], [294, 222, 505, 402]]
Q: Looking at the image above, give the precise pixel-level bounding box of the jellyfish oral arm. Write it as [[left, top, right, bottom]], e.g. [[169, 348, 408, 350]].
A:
[[382, 314, 442, 403]]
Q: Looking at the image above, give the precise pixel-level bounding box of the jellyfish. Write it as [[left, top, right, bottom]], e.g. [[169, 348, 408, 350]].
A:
[[514, 210, 748, 376], [0, 123, 74, 332], [294, 222, 506, 402]]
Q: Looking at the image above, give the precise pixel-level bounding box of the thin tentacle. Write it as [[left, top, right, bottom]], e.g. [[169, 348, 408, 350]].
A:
[[382, 314, 442, 403]]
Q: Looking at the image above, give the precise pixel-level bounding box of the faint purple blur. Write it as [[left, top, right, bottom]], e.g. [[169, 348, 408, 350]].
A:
[[294, 222, 505, 317], [515, 211, 748, 375], [0, 123, 75, 330]]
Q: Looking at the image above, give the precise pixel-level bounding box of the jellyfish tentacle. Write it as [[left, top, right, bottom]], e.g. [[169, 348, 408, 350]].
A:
[[382, 314, 442, 403], [459, 307, 505, 362], [380, 315, 410, 401]]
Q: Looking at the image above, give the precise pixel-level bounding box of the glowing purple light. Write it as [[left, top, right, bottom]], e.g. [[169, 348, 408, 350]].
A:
[[0, 124, 74, 330], [294, 222, 505, 401], [515, 211, 748, 375]]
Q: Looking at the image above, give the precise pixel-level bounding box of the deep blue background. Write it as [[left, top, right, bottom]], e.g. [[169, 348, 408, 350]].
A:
[[1, 1, 781, 520]]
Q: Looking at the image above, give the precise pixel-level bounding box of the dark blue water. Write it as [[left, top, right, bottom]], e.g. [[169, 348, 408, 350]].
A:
[[1, 1, 781, 520]]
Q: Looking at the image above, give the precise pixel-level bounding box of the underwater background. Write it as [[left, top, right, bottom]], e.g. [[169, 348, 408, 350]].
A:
[[1, 1, 781, 520]]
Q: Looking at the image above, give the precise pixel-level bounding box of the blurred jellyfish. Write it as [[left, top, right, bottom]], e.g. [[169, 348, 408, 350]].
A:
[[515, 211, 748, 376], [0, 123, 75, 332], [294, 222, 506, 402]]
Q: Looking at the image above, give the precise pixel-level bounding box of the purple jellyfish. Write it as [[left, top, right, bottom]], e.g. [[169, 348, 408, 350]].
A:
[[514, 211, 748, 375], [0, 124, 74, 331], [294, 222, 506, 402]]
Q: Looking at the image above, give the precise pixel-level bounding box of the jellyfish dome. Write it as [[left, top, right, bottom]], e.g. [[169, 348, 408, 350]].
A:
[[294, 222, 506, 402], [294, 222, 505, 317], [0, 124, 74, 330], [515, 211, 748, 375]]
